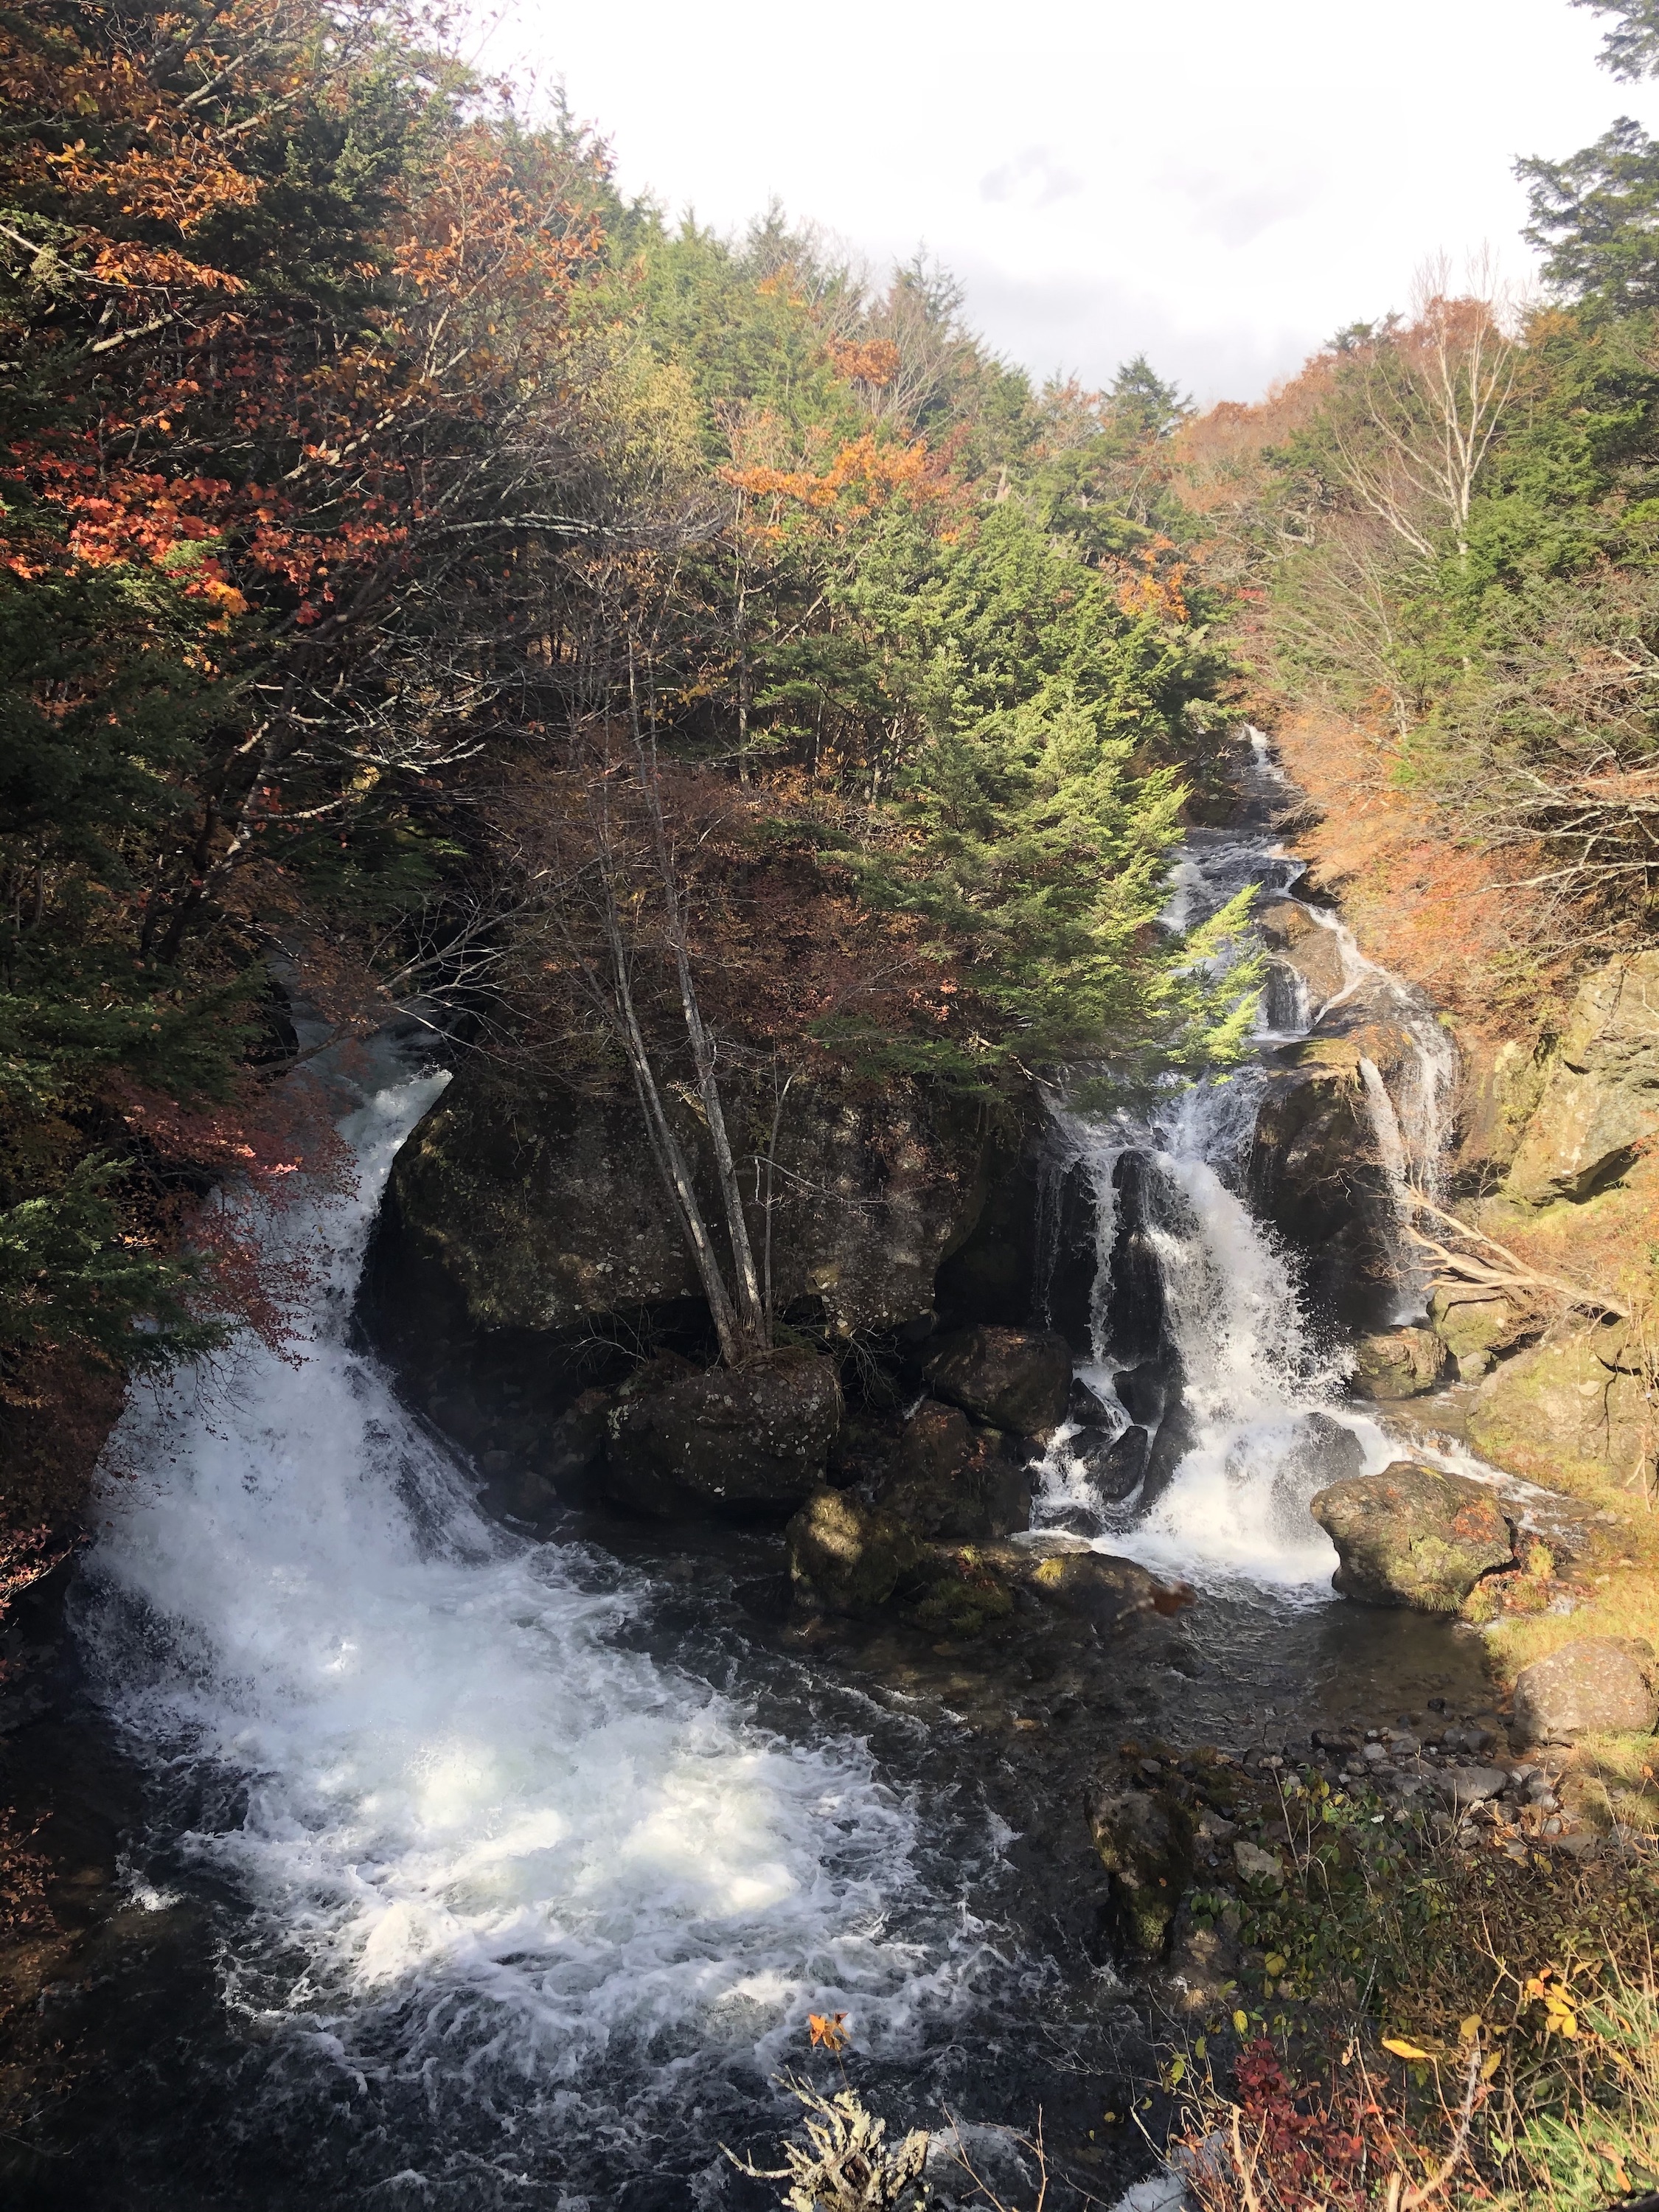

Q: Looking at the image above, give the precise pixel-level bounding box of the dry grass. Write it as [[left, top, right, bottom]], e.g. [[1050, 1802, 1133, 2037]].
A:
[[1270, 707, 1576, 1043]]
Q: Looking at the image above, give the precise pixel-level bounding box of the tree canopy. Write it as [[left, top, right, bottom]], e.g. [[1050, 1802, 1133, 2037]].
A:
[[0, 1, 1249, 1378]]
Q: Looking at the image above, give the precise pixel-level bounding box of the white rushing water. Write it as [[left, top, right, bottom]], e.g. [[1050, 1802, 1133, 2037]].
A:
[[76, 1043, 955, 2105], [1034, 731, 1465, 1596]]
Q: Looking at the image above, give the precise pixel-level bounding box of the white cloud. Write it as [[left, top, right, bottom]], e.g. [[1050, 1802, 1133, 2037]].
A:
[[488, 0, 1658, 403], [980, 147, 1084, 208]]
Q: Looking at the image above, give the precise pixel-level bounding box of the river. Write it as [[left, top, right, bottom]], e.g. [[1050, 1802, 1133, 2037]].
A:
[[1, 736, 1503, 2210]]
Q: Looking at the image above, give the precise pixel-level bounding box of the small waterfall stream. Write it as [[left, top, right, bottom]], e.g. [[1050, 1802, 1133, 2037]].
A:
[[1032, 733, 1478, 1589]]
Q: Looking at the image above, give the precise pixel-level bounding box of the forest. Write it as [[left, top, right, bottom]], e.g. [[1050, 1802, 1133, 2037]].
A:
[[6, 4, 1659, 2211], [0, 0, 1248, 1402]]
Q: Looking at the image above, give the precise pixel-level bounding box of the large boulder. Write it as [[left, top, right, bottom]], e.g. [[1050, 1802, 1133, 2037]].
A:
[[922, 1325, 1071, 1437], [1429, 1285, 1532, 1377], [1071, 1424, 1150, 1501], [1019, 1543, 1189, 1630], [1352, 1326, 1454, 1399], [1256, 895, 1348, 1015], [1467, 1318, 1646, 1498], [917, 1537, 1186, 1638], [1310, 1462, 1516, 1610], [1084, 1781, 1194, 1955], [1247, 1027, 1415, 1328], [1506, 952, 1659, 1204], [1511, 1638, 1659, 1745], [379, 1069, 984, 1341], [605, 1352, 842, 1517], [872, 1400, 1032, 1540], [786, 1487, 928, 1615]]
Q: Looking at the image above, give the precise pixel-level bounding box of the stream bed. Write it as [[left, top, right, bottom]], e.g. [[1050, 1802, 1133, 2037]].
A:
[[0, 741, 1511, 2211]]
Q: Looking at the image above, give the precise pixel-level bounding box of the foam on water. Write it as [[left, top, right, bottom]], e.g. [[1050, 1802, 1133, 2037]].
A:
[[1034, 728, 1471, 1596], [75, 1051, 955, 2107]]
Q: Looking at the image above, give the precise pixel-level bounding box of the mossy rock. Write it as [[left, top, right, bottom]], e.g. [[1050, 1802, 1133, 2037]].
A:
[[1467, 1321, 1646, 1500], [1310, 1462, 1515, 1611], [1084, 1780, 1195, 1955], [786, 1487, 928, 1615]]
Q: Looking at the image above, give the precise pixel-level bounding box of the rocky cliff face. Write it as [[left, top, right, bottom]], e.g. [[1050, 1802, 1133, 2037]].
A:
[[361, 1066, 1049, 1498], [1503, 954, 1659, 1206], [379, 1071, 988, 1341], [1245, 894, 1435, 1329]]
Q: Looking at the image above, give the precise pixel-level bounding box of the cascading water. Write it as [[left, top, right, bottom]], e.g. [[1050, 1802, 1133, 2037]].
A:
[[69, 1037, 1016, 2207], [29, 741, 1516, 2211], [1034, 731, 1467, 1591]]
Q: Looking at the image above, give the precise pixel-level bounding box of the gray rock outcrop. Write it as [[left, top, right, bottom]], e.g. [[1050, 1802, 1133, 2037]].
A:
[[1467, 1318, 1646, 1495], [1511, 1638, 1658, 1743], [1256, 895, 1348, 1012], [1506, 953, 1659, 1204]]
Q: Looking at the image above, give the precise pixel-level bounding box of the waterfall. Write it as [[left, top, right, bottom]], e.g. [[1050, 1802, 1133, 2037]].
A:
[[1034, 730, 1456, 1593], [73, 1040, 960, 2168]]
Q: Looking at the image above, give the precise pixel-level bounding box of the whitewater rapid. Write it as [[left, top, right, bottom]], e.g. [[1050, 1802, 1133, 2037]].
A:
[[1034, 731, 1478, 1598], [74, 1046, 959, 2121]]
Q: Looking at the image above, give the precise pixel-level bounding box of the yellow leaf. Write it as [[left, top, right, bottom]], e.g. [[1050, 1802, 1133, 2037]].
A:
[[1166, 2056, 1186, 2086], [1481, 2051, 1503, 2081], [1233, 2010, 1248, 2035], [1459, 2015, 1482, 2042], [1264, 1953, 1287, 1977], [1383, 2038, 1436, 2062]]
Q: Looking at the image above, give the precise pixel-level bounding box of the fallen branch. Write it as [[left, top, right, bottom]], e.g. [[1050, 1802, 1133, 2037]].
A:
[[1403, 1189, 1630, 1321]]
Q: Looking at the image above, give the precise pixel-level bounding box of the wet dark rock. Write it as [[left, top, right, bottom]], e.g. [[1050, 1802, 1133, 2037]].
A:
[[1113, 1362, 1170, 1428], [1068, 1375, 1116, 1427], [907, 1536, 1186, 1641], [1310, 1461, 1516, 1611], [1035, 1151, 1107, 1349], [538, 1387, 612, 1501], [1352, 1326, 1454, 1400], [379, 1068, 987, 1343], [872, 1399, 1033, 1540], [785, 1487, 928, 1615], [1140, 1386, 1197, 1507], [605, 1351, 843, 1517], [1278, 1411, 1365, 1491], [922, 1325, 1071, 1439], [1103, 1152, 1173, 1363], [1084, 1780, 1194, 1955], [1511, 1638, 1659, 1744], [1072, 1424, 1150, 1502], [1015, 1543, 1188, 1631], [1247, 1029, 1411, 1329], [825, 1411, 905, 1489]]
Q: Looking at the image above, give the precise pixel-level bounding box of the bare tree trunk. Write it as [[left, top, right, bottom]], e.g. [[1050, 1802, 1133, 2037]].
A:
[[627, 645, 769, 1359], [594, 860, 751, 1364]]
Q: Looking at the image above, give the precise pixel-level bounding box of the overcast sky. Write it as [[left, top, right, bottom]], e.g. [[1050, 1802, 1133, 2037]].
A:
[[481, 0, 1658, 406]]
